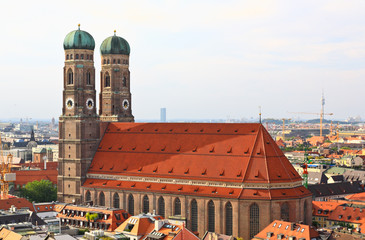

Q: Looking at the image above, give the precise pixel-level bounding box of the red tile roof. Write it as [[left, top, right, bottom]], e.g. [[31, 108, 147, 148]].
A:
[[253, 220, 319, 240], [312, 201, 343, 217], [84, 123, 311, 200], [327, 205, 365, 228], [346, 192, 365, 202], [14, 169, 57, 186], [0, 197, 35, 211]]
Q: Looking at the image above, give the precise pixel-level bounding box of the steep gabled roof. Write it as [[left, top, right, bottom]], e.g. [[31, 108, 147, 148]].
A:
[[87, 123, 302, 184]]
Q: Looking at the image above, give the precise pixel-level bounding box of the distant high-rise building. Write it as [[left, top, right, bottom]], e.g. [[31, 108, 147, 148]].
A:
[[160, 108, 166, 122]]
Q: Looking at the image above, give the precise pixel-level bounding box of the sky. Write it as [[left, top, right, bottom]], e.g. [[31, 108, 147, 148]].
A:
[[1, 0, 365, 121]]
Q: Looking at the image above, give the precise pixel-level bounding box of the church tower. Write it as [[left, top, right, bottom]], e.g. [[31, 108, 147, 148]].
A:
[[99, 31, 134, 122], [58, 25, 100, 204]]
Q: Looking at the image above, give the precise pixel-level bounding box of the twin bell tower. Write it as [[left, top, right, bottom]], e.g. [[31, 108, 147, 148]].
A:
[[58, 25, 134, 203]]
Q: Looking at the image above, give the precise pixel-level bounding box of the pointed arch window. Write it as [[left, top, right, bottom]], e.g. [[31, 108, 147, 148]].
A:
[[86, 72, 91, 85], [99, 192, 105, 206], [158, 197, 165, 218], [85, 191, 91, 202], [113, 193, 120, 209], [225, 202, 233, 235], [122, 77, 127, 87], [250, 203, 260, 239], [281, 202, 289, 221], [128, 194, 134, 215], [208, 200, 215, 232], [191, 199, 198, 232], [143, 195, 149, 213], [67, 69, 73, 85], [304, 201, 308, 224], [105, 72, 110, 87], [66, 54, 69, 60], [76, 54, 79, 59], [174, 198, 181, 216]]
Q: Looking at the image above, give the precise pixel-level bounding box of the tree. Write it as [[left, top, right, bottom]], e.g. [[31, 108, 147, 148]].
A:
[[20, 179, 57, 203]]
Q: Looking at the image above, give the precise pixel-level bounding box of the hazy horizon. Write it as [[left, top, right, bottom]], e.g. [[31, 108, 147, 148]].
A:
[[1, 1, 365, 120]]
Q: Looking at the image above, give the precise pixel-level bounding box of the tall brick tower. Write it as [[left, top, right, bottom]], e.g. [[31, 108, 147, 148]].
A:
[[58, 25, 100, 204], [99, 31, 134, 122]]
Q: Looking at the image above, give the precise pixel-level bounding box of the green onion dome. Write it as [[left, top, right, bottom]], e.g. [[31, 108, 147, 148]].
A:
[[63, 24, 95, 50], [100, 31, 130, 55]]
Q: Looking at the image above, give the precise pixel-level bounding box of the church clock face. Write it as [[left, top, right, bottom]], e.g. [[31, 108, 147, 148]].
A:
[[86, 98, 94, 110], [122, 99, 129, 110], [66, 98, 74, 109]]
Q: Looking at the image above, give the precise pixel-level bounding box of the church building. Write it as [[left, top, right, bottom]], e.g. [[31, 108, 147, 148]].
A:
[[57, 26, 312, 240]]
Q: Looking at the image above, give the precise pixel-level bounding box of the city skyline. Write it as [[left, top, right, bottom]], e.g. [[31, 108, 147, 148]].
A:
[[1, 1, 365, 120]]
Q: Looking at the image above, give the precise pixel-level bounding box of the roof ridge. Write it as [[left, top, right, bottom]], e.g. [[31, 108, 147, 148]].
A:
[[260, 125, 272, 200], [241, 125, 260, 182]]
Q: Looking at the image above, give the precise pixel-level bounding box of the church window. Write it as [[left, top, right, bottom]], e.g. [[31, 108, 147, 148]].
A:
[[85, 191, 91, 202], [103, 59, 106, 64], [225, 202, 233, 235], [158, 197, 165, 218], [99, 192, 105, 206], [191, 199, 198, 232], [67, 69, 73, 85], [118, 59, 121, 64], [81, 54, 84, 59], [76, 54, 79, 59], [304, 201, 308, 224], [250, 203, 260, 238], [174, 198, 181, 216], [113, 193, 120, 208], [86, 72, 91, 85], [128, 194, 134, 215], [107, 59, 110, 64], [123, 60, 126, 64], [208, 200, 215, 232], [86, 55, 89, 60], [66, 54, 69, 60], [105, 73, 110, 87], [122, 77, 127, 87], [143, 195, 149, 213], [70, 54, 73, 59], [113, 59, 116, 64], [281, 202, 289, 221]]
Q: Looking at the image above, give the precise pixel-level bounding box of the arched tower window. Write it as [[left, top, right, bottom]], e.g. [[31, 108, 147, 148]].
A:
[[174, 198, 181, 216], [70, 54, 73, 59], [76, 54, 79, 59], [128, 194, 134, 215], [86, 72, 91, 85], [191, 199, 198, 232], [107, 59, 110, 64], [304, 201, 308, 224], [67, 69, 73, 85], [99, 192, 105, 206], [113, 193, 120, 209], [250, 203, 260, 239], [122, 77, 127, 87], [118, 59, 121, 64], [281, 202, 289, 221], [225, 202, 233, 235], [113, 59, 116, 64], [81, 54, 84, 59], [90, 55, 93, 60], [208, 200, 215, 232], [85, 191, 91, 202], [105, 72, 110, 87], [66, 54, 69, 60], [143, 195, 149, 213], [158, 197, 165, 218], [103, 59, 106, 64]]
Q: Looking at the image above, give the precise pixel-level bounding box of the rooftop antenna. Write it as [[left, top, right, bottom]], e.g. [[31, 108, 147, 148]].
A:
[[259, 106, 262, 124]]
